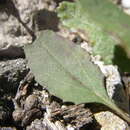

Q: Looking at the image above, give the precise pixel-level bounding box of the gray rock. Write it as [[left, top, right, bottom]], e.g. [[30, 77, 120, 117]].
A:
[[0, 58, 28, 99], [0, 0, 57, 48]]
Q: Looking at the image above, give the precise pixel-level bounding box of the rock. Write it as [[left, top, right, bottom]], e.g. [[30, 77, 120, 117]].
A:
[[26, 104, 94, 130], [0, 58, 28, 125], [121, 0, 130, 8], [12, 108, 24, 122], [0, 0, 57, 48], [50, 104, 93, 129], [13, 85, 50, 127], [24, 94, 38, 111], [0, 58, 28, 99], [0, 127, 17, 130], [26, 119, 57, 130], [22, 108, 42, 126], [94, 111, 129, 130]]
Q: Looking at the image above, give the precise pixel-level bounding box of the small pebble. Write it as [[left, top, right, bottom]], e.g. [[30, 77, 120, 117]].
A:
[[13, 108, 24, 121], [24, 94, 38, 110]]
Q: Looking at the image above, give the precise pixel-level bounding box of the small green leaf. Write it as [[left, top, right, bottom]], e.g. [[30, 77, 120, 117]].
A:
[[25, 30, 130, 123], [57, 0, 130, 66]]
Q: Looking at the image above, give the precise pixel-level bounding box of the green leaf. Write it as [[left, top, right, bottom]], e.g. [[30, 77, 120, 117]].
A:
[[57, 0, 130, 66], [24, 30, 130, 123]]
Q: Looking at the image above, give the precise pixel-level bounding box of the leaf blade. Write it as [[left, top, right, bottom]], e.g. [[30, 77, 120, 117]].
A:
[[24, 30, 130, 123], [25, 31, 108, 103], [57, 0, 130, 65]]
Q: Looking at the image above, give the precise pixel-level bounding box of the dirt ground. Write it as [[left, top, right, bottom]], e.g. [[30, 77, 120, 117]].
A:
[[0, 0, 129, 130]]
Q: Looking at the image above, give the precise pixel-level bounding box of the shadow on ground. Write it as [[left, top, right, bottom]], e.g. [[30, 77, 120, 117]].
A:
[[113, 45, 130, 72], [33, 9, 59, 32]]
